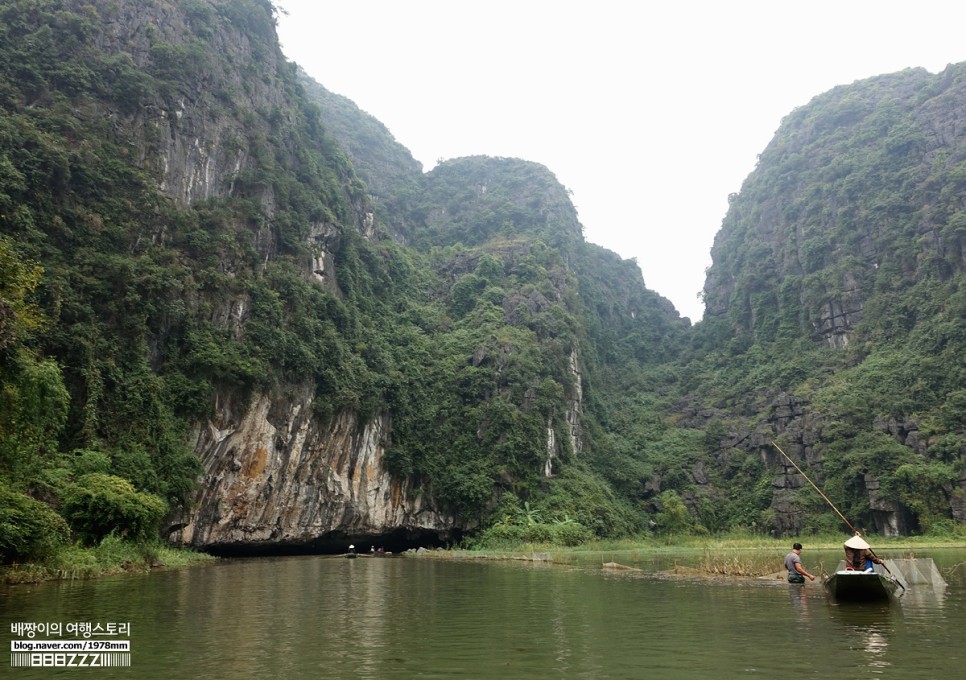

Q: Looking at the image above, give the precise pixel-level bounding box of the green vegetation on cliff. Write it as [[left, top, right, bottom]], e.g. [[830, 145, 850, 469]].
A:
[[694, 66, 966, 536], [2, 0, 966, 573], [0, 0, 373, 565]]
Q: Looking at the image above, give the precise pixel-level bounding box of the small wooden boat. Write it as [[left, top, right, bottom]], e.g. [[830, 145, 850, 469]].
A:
[[824, 566, 900, 602]]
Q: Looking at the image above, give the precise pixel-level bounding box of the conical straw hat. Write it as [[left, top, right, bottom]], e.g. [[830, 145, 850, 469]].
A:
[[844, 535, 870, 549]]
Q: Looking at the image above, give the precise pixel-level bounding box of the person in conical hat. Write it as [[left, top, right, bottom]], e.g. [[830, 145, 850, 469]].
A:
[[843, 532, 882, 571]]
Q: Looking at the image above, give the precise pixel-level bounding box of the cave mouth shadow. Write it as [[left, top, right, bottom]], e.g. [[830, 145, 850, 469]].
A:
[[201, 527, 464, 558]]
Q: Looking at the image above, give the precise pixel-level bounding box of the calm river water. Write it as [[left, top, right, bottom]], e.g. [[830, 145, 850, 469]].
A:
[[2, 548, 964, 678]]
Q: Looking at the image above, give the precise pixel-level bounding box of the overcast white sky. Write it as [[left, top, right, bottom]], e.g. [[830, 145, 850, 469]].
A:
[[275, 1, 966, 322]]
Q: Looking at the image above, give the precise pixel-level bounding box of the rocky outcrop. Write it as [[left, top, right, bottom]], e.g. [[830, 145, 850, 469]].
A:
[[180, 388, 457, 551], [542, 349, 584, 477], [813, 272, 864, 348], [76, 1, 429, 550], [772, 436, 925, 537], [309, 221, 342, 294], [864, 474, 916, 536], [704, 66, 966, 347], [298, 74, 423, 243], [566, 349, 583, 454], [704, 391, 925, 536], [543, 416, 556, 478], [85, 0, 286, 207]]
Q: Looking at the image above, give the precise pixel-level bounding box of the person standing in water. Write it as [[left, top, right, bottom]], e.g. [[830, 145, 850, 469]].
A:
[[784, 542, 816, 584]]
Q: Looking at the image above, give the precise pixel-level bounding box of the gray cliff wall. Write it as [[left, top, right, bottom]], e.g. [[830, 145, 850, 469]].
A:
[[70, 0, 458, 548], [181, 388, 456, 550], [729, 393, 917, 537], [64, 0, 590, 549], [85, 0, 282, 205]]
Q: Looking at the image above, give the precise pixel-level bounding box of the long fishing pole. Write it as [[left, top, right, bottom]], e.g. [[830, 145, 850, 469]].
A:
[[771, 441, 904, 589], [771, 441, 855, 533]]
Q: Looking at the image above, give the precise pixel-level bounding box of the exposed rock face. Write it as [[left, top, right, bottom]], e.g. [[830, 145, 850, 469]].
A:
[[543, 349, 584, 477], [697, 391, 923, 536], [180, 388, 457, 551], [298, 75, 423, 243], [864, 474, 916, 536], [814, 272, 864, 348], [703, 67, 966, 348], [79, 1, 431, 550], [544, 417, 555, 478], [759, 393, 927, 536], [87, 0, 286, 208], [566, 349, 583, 454], [309, 221, 342, 294]]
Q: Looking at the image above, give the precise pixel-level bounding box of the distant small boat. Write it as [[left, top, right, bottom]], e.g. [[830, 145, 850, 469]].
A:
[[824, 567, 900, 602], [345, 552, 358, 559]]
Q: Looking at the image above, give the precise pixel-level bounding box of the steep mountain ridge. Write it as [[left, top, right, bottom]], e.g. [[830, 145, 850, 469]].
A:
[[298, 73, 422, 243], [704, 66, 966, 346], [0, 0, 686, 555], [696, 65, 966, 535], [1, 0, 965, 562]]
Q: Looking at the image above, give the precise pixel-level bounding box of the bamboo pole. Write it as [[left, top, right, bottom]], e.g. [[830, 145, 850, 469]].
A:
[[771, 441, 904, 587], [771, 441, 855, 533]]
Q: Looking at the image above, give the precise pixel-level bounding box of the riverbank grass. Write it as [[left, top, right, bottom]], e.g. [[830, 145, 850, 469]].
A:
[[450, 530, 966, 576], [1, 535, 215, 584]]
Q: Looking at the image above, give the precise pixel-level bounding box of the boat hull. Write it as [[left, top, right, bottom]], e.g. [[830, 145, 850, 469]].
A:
[[824, 570, 898, 601]]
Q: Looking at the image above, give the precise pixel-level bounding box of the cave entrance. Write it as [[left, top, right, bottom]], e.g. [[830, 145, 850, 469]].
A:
[[201, 528, 463, 558]]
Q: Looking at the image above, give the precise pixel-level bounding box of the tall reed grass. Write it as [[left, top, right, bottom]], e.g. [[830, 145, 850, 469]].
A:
[[697, 548, 784, 577]]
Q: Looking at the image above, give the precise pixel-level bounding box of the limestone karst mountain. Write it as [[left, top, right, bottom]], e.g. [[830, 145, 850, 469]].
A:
[[1, 1, 964, 562]]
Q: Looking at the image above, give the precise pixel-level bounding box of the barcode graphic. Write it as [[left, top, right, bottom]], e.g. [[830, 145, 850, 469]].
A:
[[10, 652, 131, 667], [101, 652, 132, 666], [103, 652, 132, 666]]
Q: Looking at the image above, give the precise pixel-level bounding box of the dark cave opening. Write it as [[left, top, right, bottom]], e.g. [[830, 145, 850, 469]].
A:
[[200, 527, 464, 558]]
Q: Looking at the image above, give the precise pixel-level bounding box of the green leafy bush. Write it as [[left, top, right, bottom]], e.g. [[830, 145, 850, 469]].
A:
[[60, 473, 167, 544], [471, 522, 525, 547], [551, 521, 592, 546], [539, 467, 642, 537], [67, 449, 111, 475], [654, 490, 693, 535], [0, 484, 69, 563]]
